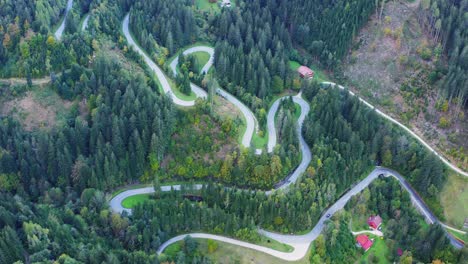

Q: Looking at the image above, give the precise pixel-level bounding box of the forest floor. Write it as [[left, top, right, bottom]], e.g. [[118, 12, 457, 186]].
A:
[[342, 0, 467, 172], [0, 85, 74, 131]]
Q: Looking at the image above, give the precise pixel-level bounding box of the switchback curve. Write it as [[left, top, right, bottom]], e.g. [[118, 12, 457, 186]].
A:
[[321, 82, 468, 178], [111, 13, 466, 260]]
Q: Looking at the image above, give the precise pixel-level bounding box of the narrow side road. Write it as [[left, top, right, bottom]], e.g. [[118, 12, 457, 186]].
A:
[[322, 82, 468, 178], [351, 230, 384, 237], [168, 45, 263, 151], [110, 168, 464, 261], [123, 14, 201, 106], [54, 0, 74, 40], [81, 14, 90, 31]]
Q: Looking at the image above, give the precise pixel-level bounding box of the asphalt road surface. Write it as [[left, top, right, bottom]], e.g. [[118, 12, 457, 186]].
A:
[[54, 0, 74, 40]]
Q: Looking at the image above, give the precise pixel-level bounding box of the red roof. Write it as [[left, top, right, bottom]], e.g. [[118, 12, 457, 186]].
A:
[[397, 248, 403, 256], [367, 215, 382, 229], [298, 66, 314, 76], [356, 235, 373, 251]]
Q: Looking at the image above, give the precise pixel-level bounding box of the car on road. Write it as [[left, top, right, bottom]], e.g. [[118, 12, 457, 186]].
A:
[[326, 213, 331, 218]]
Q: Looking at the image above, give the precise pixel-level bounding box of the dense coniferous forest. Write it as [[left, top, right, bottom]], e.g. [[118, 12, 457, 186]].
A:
[[0, 0, 69, 76], [309, 178, 464, 263], [0, 55, 175, 196], [342, 178, 457, 263], [160, 96, 300, 189], [129, 0, 197, 64], [212, 2, 291, 110], [0, 0, 467, 263], [419, 0, 468, 107], [302, 82, 446, 215]]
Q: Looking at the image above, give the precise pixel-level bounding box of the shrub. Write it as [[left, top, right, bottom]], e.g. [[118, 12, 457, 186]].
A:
[[383, 27, 392, 37], [438, 117, 450, 128], [384, 16, 392, 24], [417, 45, 432, 60]]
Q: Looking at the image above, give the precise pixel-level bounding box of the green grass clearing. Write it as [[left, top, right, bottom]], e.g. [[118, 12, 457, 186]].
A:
[[252, 131, 268, 149], [163, 238, 308, 263], [257, 235, 294, 252], [447, 229, 468, 244], [121, 193, 152, 208], [166, 41, 214, 67], [192, 51, 211, 73], [194, 0, 220, 13], [289, 60, 329, 83], [109, 183, 152, 199], [193, 0, 236, 14], [289, 60, 301, 71], [440, 172, 468, 228], [358, 234, 390, 264]]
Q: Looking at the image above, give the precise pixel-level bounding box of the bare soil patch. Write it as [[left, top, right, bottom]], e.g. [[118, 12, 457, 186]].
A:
[[1, 88, 73, 131], [343, 0, 467, 170]]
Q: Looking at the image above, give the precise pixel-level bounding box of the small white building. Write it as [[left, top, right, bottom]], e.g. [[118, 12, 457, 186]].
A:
[[221, 0, 231, 8]]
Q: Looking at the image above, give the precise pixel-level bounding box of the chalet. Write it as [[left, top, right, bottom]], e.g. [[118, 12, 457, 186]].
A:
[[221, 0, 231, 7], [297, 66, 314, 79], [356, 234, 373, 252], [367, 215, 382, 229]]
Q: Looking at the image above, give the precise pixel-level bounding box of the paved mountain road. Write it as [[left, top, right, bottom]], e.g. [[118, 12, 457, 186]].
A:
[[123, 14, 201, 106], [109, 13, 467, 261], [81, 14, 90, 31], [111, 168, 464, 261], [54, 0, 74, 40], [322, 82, 468, 178], [168, 45, 262, 152]]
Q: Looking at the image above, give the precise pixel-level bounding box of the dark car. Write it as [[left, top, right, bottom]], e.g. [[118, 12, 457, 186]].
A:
[[326, 213, 331, 218]]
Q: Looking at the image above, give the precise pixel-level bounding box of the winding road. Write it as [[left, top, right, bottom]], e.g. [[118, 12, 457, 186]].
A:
[[322, 82, 468, 178], [110, 13, 466, 260], [54, 0, 73, 40], [111, 168, 464, 261], [81, 14, 90, 31], [167, 45, 263, 152], [127, 18, 263, 152], [124, 14, 202, 107]]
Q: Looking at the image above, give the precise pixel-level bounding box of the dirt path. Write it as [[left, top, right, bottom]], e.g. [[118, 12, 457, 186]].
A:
[[0, 77, 51, 86]]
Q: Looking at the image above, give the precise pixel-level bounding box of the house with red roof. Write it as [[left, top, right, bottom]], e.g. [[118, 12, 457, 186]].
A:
[[367, 215, 382, 229], [297, 66, 314, 79], [356, 234, 373, 252]]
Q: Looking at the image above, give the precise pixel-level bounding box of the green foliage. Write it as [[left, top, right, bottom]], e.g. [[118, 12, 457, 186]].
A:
[[303, 81, 447, 206], [130, 0, 198, 56], [234, 228, 261, 243], [0, 173, 19, 192], [207, 239, 218, 253], [345, 178, 462, 263], [422, 0, 468, 106], [437, 116, 450, 128], [0, 55, 175, 195]]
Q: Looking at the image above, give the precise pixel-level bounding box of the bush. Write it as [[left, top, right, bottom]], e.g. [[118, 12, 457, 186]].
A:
[[383, 27, 392, 37], [438, 117, 450, 128], [417, 46, 432, 60], [207, 239, 218, 253]]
